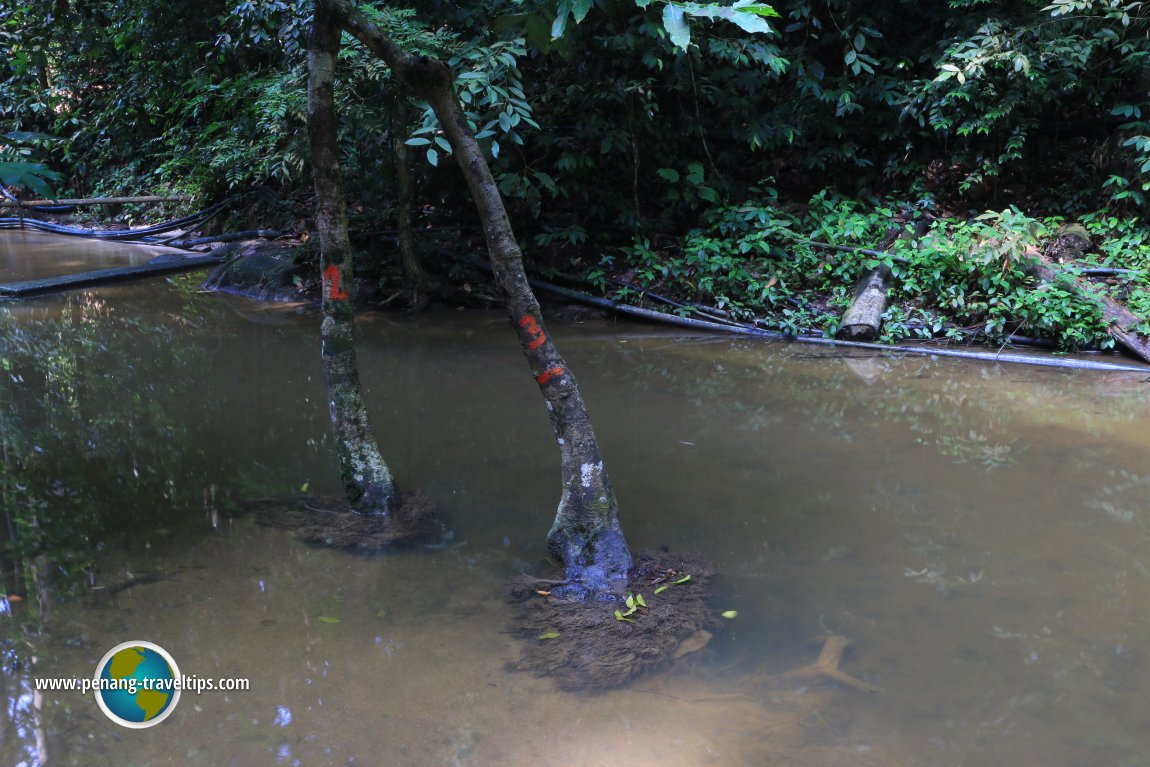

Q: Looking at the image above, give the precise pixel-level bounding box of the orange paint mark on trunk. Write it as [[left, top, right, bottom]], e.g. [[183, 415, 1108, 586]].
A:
[[535, 365, 565, 384], [518, 315, 547, 349], [324, 265, 349, 301]]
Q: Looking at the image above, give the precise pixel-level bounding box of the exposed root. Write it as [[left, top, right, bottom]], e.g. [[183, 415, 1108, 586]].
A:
[[760, 635, 882, 693], [248, 490, 441, 550], [509, 550, 718, 692]]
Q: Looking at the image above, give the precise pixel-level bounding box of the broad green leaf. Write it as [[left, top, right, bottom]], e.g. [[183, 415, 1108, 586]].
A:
[[0, 161, 60, 199], [572, 0, 593, 23], [614, 610, 633, 622], [427, 148, 439, 166], [299, 482, 310, 493], [537, 631, 561, 639], [635, 593, 648, 608], [405, 137, 432, 146], [625, 594, 636, 609], [721, 610, 738, 619], [663, 4, 690, 50]]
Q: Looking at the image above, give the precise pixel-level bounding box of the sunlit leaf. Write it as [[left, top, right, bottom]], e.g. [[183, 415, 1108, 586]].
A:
[[654, 585, 669, 594], [663, 4, 690, 50], [721, 610, 738, 619], [674, 574, 692, 584]]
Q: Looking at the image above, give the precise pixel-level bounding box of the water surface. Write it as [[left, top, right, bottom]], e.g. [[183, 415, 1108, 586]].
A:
[[3, 234, 1150, 766]]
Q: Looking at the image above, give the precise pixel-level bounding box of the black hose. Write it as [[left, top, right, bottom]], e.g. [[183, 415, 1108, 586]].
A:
[[0, 199, 227, 241]]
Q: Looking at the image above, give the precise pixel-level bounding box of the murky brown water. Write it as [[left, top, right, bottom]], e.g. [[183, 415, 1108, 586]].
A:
[[3, 234, 1150, 766]]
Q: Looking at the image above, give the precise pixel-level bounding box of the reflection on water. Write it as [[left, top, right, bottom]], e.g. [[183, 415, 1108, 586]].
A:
[[3, 234, 1150, 765], [0, 231, 186, 282]]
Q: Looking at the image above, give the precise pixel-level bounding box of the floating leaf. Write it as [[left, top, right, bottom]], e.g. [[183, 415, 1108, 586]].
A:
[[537, 631, 561, 640], [635, 593, 648, 608], [721, 610, 738, 619], [654, 585, 669, 595], [674, 574, 692, 584], [317, 615, 341, 624]]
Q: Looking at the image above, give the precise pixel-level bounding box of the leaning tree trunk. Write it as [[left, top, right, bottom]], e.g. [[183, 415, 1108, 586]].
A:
[[325, 0, 631, 596], [307, 5, 399, 516]]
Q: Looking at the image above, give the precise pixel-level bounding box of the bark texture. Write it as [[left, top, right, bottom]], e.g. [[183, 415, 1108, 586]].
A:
[[326, 0, 630, 596], [308, 5, 399, 516], [835, 264, 891, 341]]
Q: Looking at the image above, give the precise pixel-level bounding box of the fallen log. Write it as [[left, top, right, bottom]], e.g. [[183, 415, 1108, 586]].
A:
[[836, 264, 891, 341], [524, 275, 1150, 374], [1017, 230, 1150, 365], [0, 254, 222, 298], [835, 220, 928, 342]]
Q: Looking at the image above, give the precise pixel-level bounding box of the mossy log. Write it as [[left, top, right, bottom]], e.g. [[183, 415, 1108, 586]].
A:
[[1018, 229, 1150, 365]]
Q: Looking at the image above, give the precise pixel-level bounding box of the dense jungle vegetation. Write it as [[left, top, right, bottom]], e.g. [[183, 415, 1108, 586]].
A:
[[4, 0, 1150, 350]]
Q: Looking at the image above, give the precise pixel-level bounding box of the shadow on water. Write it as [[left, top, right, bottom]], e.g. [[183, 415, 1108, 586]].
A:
[[4, 234, 1150, 765]]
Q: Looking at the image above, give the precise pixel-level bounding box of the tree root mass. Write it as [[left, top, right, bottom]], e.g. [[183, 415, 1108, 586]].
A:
[[509, 550, 719, 691], [248, 491, 440, 549]]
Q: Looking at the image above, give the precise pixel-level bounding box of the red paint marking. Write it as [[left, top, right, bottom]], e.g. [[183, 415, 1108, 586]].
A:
[[324, 265, 349, 301], [535, 365, 565, 384], [518, 315, 547, 350]]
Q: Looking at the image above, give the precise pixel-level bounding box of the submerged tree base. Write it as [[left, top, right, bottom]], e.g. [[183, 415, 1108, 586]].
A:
[[248, 491, 440, 549], [509, 550, 718, 691]]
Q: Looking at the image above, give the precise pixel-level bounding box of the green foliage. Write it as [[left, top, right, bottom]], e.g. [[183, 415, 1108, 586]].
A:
[[610, 192, 1135, 350]]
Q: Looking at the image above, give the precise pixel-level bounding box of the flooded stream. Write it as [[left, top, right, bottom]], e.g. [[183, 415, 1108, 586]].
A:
[[3, 234, 1150, 766]]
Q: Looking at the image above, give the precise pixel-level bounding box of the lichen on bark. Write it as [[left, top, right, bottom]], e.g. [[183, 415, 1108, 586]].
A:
[[308, 2, 398, 517]]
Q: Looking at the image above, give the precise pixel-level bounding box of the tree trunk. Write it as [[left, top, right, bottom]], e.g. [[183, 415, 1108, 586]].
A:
[[307, 4, 399, 516], [1018, 233, 1150, 365], [325, 0, 631, 596], [835, 264, 891, 341], [391, 93, 433, 300]]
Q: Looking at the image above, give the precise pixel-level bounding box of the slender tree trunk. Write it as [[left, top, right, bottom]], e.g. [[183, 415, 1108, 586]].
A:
[[392, 93, 432, 299], [326, 0, 631, 596], [308, 4, 399, 516]]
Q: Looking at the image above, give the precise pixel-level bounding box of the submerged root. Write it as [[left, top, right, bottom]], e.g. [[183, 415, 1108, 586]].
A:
[[248, 490, 440, 549], [509, 550, 718, 692], [740, 635, 881, 694]]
